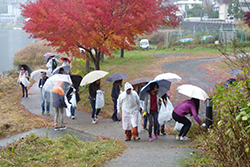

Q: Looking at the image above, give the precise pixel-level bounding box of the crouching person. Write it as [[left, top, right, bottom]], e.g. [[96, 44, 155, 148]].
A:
[[117, 82, 141, 141]]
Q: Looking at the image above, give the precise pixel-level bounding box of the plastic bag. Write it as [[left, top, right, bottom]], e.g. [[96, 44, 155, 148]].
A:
[[64, 96, 71, 117], [20, 77, 30, 87], [158, 101, 167, 125], [95, 90, 105, 109], [158, 98, 174, 125], [138, 113, 142, 134], [174, 122, 184, 131], [166, 97, 174, 120], [70, 91, 77, 109]]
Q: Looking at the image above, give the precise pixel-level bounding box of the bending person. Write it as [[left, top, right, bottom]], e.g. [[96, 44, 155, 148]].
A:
[[172, 98, 206, 141], [117, 82, 141, 141]]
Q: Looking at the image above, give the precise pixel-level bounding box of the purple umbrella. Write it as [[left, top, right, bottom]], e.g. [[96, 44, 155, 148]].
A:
[[130, 78, 153, 86], [43, 53, 59, 62], [106, 73, 129, 82]]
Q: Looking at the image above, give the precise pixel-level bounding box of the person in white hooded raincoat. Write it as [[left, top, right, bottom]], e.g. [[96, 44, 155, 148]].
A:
[[117, 82, 141, 141]]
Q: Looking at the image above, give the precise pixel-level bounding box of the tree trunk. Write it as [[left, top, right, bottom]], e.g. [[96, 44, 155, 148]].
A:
[[120, 49, 124, 58], [94, 51, 101, 70], [101, 52, 104, 62], [85, 59, 90, 73]]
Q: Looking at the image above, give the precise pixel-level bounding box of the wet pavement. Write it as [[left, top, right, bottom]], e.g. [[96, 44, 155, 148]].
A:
[[0, 54, 226, 166]]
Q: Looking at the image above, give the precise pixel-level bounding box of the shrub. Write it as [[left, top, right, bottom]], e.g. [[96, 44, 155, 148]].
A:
[[14, 40, 62, 69], [204, 80, 250, 166]]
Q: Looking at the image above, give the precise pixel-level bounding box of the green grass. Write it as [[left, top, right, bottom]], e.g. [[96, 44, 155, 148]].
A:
[[0, 133, 125, 166]]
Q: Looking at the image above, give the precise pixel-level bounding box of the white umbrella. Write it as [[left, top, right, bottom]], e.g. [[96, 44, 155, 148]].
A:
[[154, 73, 182, 83], [177, 84, 209, 101], [80, 70, 109, 86], [30, 69, 52, 81]]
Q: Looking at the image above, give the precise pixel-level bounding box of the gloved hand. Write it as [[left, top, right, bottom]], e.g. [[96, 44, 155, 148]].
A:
[[143, 111, 147, 117], [202, 123, 206, 127]]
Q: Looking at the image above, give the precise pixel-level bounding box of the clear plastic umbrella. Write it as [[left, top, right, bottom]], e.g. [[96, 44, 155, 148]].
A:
[[42, 74, 72, 101], [30, 69, 52, 81], [80, 70, 109, 86], [154, 73, 182, 83], [177, 84, 209, 101], [52, 65, 70, 75]]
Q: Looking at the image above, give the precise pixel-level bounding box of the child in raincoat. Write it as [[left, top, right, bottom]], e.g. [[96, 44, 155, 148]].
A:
[[117, 82, 141, 141]]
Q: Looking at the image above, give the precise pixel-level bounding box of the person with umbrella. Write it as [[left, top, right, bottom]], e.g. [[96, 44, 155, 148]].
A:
[[80, 70, 109, 124], [46, 55, 59, 73], [17, 65, 30, 98], [62, 57, 71, 67], [39, 71, 50, 115], [66, 75, 82, 119], [52, 79, 67, 131], [111, 80, 122, 121], [143, 82, 161, 142], [172, 98, 206, 141], [106, 73, 129, 122], [89, 79, 101, 124], [117, 82, 141, 141]]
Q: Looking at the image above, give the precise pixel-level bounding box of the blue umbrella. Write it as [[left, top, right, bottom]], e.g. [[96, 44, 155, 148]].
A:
[[228, 70, 242, 76], [140, 79, 171, 100], [106, 73, 129, 82]]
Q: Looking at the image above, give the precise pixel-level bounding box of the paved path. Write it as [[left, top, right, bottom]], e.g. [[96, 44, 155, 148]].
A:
[[20, 82, 197, 167], [1, 55, 225, 166]]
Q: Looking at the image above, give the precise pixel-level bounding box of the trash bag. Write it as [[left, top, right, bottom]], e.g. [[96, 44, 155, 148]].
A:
[[70, 91, 77, 109], [158, 98, 174, 125], [224, 78, 237, 87], [65, 96, 71, 117], [138, 113, 143, 134], [174, 122, 184, 131], [95, 90, 105, 109]]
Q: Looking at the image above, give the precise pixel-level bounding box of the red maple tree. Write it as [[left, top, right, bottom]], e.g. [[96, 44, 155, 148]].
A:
[[21, 0, 180, 70], [244, 11, 250, 28]]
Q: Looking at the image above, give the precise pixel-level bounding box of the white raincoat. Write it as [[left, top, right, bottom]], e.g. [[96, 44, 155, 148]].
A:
[[117, 82, 140, 130]]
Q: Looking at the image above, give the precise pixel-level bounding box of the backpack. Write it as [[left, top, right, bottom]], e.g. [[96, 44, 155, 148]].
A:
[[52, 59, 57, 72]]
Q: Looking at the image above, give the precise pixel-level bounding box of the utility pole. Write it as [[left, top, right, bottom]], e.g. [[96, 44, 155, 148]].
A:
[[201, 0, 204, 21]]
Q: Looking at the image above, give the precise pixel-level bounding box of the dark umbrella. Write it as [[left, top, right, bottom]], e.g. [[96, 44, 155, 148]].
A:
[[130, 78, 153, 86], [70, 75, 83, 89], [106, 73, 129, 82], [18, 64, 33, 76], [140, 79, 171, 100]]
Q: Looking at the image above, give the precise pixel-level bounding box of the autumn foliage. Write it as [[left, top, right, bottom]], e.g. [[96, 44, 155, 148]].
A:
[[21, 0, 180, 69], [244, 11, 250, 28]]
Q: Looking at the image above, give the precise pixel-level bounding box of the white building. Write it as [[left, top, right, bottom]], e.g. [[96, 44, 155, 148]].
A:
[[239, 0, 250, 12], [0, 0, 36, 24], [218, 0, 232, 20], [174, 0, 202, 12]]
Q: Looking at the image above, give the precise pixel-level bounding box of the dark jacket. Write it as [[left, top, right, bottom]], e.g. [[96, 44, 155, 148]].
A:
[[38, 77, 48, 89], [111, 85, 120, 100], [88, 82, 100, 100], [67, 87, 80, 103], [52, 86, 67, 108]]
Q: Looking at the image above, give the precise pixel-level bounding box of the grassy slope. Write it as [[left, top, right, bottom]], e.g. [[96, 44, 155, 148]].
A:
[[0, 71, 54, 139], [0, 133, 126, 166]]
